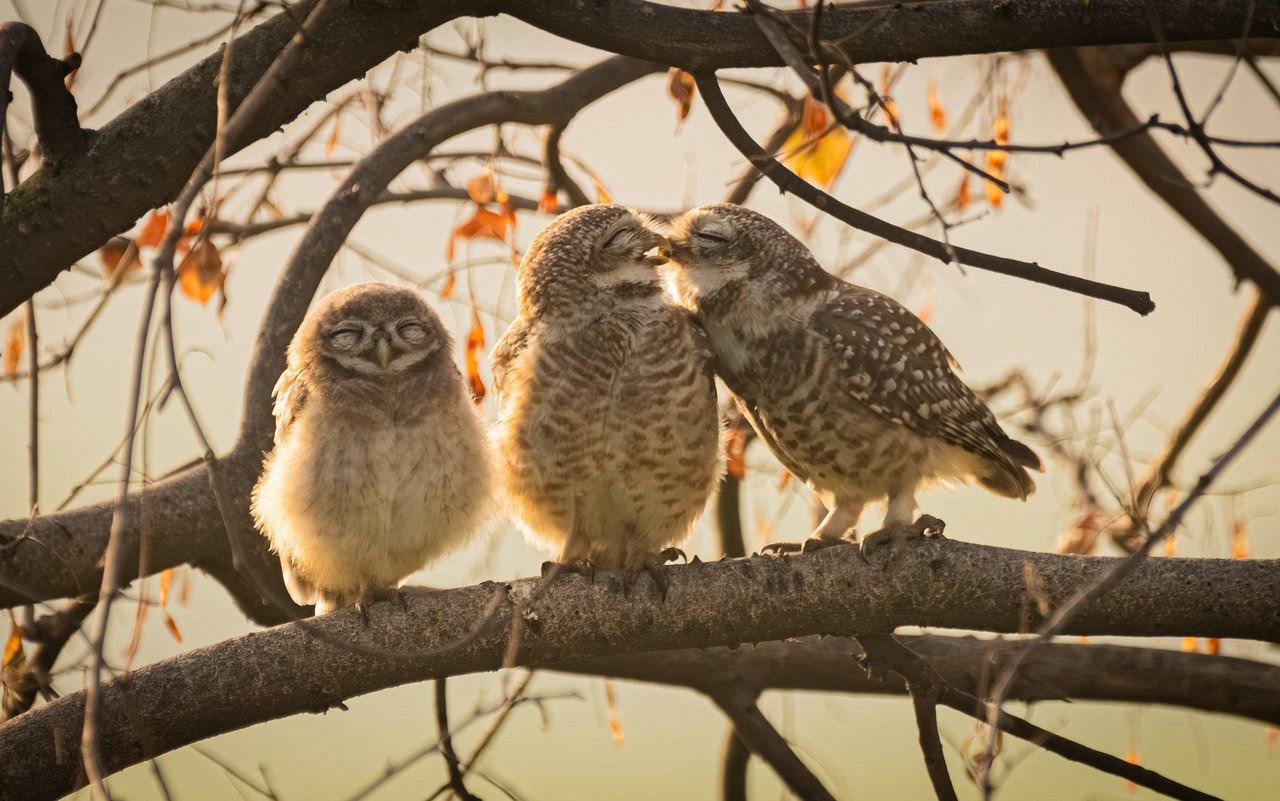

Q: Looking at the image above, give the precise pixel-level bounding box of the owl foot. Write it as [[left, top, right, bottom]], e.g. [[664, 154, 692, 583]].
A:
[[541, 559, 596, 583], [760, 536, 854, 556], [354, 587, 409, 626], [860, 515, 946, 564], [622, 549, 684, 601]]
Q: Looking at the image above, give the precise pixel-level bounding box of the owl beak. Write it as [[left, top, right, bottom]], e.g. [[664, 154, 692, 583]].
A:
[[644, 236, 673, 267], [375, 336, 393, 369]]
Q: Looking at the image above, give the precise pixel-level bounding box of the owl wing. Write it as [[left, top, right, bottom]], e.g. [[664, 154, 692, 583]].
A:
[[490, 318, 531, 402], [811, 286, 1038, 492], [270, 364, 308, 446]]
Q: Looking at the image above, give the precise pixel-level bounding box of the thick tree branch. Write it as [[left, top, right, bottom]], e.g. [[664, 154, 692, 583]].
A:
[[3, 0, 1275, 315], [0, 22, 83, 172], [1, 541, 1277, 799], [556, 634, 1280, 727]]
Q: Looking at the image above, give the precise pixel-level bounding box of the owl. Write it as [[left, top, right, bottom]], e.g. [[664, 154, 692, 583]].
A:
[[491, 204, 721, 580], [251, 282, 493, 615], [662, 204, 1041, 555]]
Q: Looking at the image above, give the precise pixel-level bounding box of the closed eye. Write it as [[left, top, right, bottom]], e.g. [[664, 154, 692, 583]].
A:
[[328, 326, 364, 350], [601, 228, 628, 249], [397, 321, 427, 343], [694, 230, 729, 244]]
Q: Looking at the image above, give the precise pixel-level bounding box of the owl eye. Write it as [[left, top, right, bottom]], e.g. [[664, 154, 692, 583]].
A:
[[694, 230, 729, 244], [397, 320, 427, 344], [328, 326, 363, 350]]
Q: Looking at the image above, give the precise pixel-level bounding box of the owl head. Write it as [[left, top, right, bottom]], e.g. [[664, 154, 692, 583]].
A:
[[661, 203, 832, 316], [516, 204, 669, 319], [291, 282, 451, 381]]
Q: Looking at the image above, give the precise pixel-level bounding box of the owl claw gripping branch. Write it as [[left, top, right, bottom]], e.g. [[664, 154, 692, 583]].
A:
[[661, 203, 1041, 554]]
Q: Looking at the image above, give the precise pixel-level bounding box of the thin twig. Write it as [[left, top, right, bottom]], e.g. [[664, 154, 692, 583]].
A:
[[979, 390, 1280, 798], [435, 677, 481, 801], [694, 73, 1156, 315], [712, 688, 836, 801]]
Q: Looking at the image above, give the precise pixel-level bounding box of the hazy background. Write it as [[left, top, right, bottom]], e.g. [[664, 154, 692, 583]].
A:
[[2, 1, 1278, 798]]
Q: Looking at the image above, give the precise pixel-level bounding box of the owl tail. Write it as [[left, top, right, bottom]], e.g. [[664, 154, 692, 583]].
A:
[[977, 435, 1042, 500]]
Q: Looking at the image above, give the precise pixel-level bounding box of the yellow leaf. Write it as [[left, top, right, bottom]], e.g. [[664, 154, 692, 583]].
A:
[[177, 240, 225, 306], [3, 627, 22, 667], [783, 99, 853, 188], [159, 567, 175, 608], [603, 679, 625, 748], [1181, 637, 1198, 652]]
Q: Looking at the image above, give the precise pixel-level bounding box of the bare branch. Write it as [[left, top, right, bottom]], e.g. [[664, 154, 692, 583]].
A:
[[0, 22, 82, 175], [694, 73, 1157, 315], [712, 688, 836, 801]]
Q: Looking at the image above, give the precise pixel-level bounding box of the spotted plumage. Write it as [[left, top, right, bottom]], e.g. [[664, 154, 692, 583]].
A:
[[492, 204, 721, 569], [251, 283, 493, 614], [663, 203, 1040, 545]]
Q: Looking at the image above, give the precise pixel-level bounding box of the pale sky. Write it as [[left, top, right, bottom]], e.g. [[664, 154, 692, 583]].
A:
[[2, 2, 1278, 799]]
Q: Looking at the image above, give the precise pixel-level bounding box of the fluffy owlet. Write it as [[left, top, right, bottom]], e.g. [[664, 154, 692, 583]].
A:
[[492, 204, 721, 577], [251, 282, 493, 614], [663, 204, 1040, 554]]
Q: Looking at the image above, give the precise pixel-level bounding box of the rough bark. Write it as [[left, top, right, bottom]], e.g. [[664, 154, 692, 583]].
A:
[[0, 542, 1277, 800]]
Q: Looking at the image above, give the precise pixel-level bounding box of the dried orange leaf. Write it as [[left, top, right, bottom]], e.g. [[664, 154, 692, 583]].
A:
[[325, 116, 341, 159], [1205, 637, 1221, 655], [3, 312, 25, 377], [1163, 536, 1177, 557], [177, 217, 206, 256], [1232, 517, 1249, 559], [177, 239, 225, 306], [161, 609, 183, 642], [915, 298, 936, 325], [440, 269, 457, 300], [159, 567, 175, 608], [926, 82, 947, 132], [1266, 727, 1279, 756], [725, 427, 747, 480], [538, 186, 560, 215], [593, 177, 613, 205], [777, 470, 793, 491], [465, 308, 486, 403], [3, 626, 22, 667], [99, 238, 140, 279], [1181, 637, 1198, 653], [1075, 635, 1090, 644], [983, 159, 1005, 209], [467, 173, 496, 205], [497, 187, 517, 230], [1124, 747, 1140, 792], [137, 210, 169, 249], [603, 679, 625, 748], [447, 206, 507, 263], [666, 68, 697, 123]]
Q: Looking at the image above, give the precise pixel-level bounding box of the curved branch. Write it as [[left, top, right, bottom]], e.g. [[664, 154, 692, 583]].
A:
[[711, 688, 836, 801], [0, 22, 83, 170], [694, 74, 1157, 315], [0, 541, 1276, 799]]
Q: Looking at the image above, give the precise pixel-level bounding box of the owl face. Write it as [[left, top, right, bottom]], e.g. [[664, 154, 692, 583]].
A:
[[517, 204, 669, 316], [297, 283, 447, 379], [662, 203, 822, 313]]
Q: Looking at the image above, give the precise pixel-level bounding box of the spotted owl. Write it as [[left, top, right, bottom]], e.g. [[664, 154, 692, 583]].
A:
[[251, 282, 493, 614], [492, 204, 721, 573], [662, 204, 1040, 552]]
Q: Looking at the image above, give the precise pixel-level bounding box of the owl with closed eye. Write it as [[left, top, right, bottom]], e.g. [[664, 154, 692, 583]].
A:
[[251, 282, 493, 615], [491, 204, 721, 579], [663, 204, 1040, 555]]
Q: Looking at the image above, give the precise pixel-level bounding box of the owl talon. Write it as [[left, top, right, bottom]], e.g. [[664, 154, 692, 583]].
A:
[[657, 547, 687, 564], [623, 551, 676, 600], [542, 559, 596, 582], [860, 514, 947, 564], [760, 541, 803, 556], [802, 536, 855, 554], [354, 587, 409, 625]]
